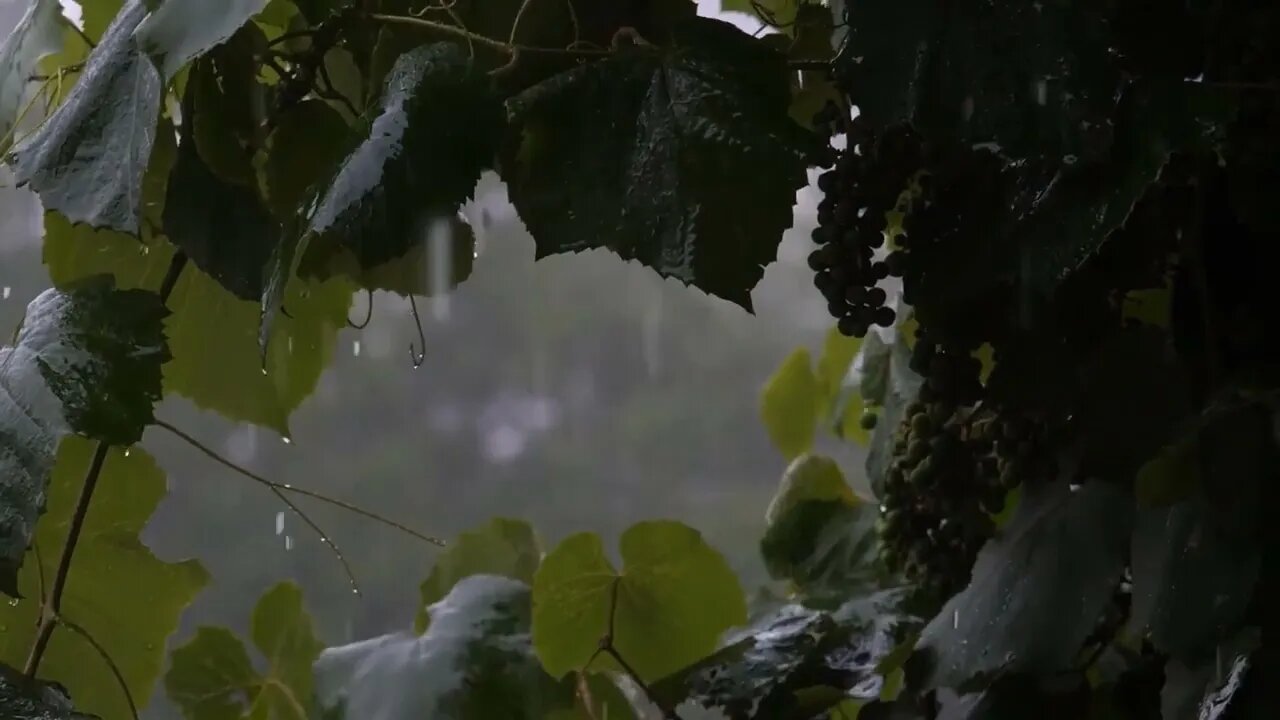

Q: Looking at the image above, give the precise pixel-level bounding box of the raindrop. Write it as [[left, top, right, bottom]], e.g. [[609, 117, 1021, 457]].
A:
[[275, 511, 285, 536], [1035, 78, 1048, 106], [1069, 483, 1082, 492], [953, 609, 960, 629], [123, 448, 131, 457], [283, 483, 291, 489], [1, 287, 9, 300], [7, 598, 18, 607], [287, 337, 294, 354], [284, 535, 294, 551], [140, 245, 150, 256], [261, 367, 268, 375], [1063, 154, 1079, 165], [351, 587, 360, 595], [281, 436, 292, 445], [352, 340, 362, 357]]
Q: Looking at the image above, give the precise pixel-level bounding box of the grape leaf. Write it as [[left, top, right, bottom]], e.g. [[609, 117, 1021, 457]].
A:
[[760, 499, 882, 609], [415, 517, 542, 633], [42, 220, 352, 435], [502, 17, 816, 310], [764, 454, 858, 527], [298, 42, 503, 283], [164, 92, 280, 301], [316, 575, 572, 719], [532, 520, 747, 682], [0, 662, 94, 720], [81, 0, 125, 42], [0, 0, 63, 151], [9, 0, 161, 235], [760, 349, 820, 460], [190, 23, 268, 187], [0, 276, 168, 595], [908, 481, 1133, 690], [258, 99, 355, 219], [165, 581, 322, 720], [133, 0, 268, 80], [1160, 628, 1260, 720], [0, 439, 209, 720]]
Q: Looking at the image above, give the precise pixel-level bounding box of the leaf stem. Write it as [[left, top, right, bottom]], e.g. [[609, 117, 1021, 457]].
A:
[[58, 616, 139, 720], [594, 577, 675, 719], [23, 441, 110, 679], [152, 419, 445, 546]]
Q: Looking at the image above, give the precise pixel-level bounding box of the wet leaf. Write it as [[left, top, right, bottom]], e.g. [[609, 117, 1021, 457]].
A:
[[652, 591, 915, 719], [909, 481, 1133, 690], [0, 0, 63, 151], [0, 662, 94, 720], [1160, 628, 1260, 720], [42, 221, 352, 435], [1129, 495, 1259, 659], [323, 212, 477, 298], [316, 575, 571, 719], [10, 0, 162, 235], [165, 627, 258, 720], [415, 517, 543, 633], [299, 42, 502, 283], [0, 276, 168, 595], [258, 99, 355, 219], [0, 439, 209, 720], [190, 23, 268, 187], [503, 17, 815, 310], [764, 454, 858, 527], [760, 498, 882, 609], [133, 0, 268, 80], [532, 521, 747, 682], [760, 349, 820, 460]]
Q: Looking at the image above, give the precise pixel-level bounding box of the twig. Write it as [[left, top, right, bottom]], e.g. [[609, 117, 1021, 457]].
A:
[[408, 294, 426, 368], [152, 419, 445, 547], [58, 617, 139, 720], [586, 578, 675, 719], [347, 289, 373, 329], [508, 0, 539, 44], [64, 18, 95, 50], [366, 13, 612, 57]]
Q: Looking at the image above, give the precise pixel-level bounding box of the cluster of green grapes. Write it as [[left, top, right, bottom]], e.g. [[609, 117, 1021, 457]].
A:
[[809, 104, 926, 337]]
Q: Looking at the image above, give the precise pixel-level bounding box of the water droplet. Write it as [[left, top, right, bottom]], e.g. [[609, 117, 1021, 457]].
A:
[[953, 609, 960, 629], [1069, 483, 1082, 492], [123, 448, 131, 457], [352, 340, 361, 357], [261, 367, 268, 375], [284, 535, 294, 551], [282, 483, 292, 489], [287, 337, 294, 354], [275, 511, 284, 536], [140, 245, 150, 256], [7, 598, 19, 607], [281, 436, 291, 445], [351, 587, 360, 595], [1, 287, 9, 300]]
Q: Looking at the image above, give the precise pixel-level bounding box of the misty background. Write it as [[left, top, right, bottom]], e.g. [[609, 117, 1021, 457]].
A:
[[0, 0, 870, 715]]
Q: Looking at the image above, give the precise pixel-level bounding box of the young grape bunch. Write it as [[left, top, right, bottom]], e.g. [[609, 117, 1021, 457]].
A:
[[809, 104, 924, 337]]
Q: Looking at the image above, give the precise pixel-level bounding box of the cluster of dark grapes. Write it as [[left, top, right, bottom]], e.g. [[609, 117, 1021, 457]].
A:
[[809, 103, 925, 337], [876, 335, 1008, 600]]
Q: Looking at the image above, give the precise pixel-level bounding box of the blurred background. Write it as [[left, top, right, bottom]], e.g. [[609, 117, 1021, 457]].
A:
[[0, 0, 869, 715]]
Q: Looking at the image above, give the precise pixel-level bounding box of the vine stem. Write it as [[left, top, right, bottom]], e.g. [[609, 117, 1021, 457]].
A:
[[586, 578, 675, 719], [151, 419, 445, 547], [23, 253, 188, 681]]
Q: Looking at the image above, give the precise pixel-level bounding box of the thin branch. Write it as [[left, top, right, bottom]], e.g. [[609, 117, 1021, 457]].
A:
[[58, 616, 139, 720], [408, 295, 426, 368], [366, 13, 611, 57], [347, 290, 373, 329], [64, 18, 95, 50], [508, 0, 539, 45], [594, 578, 675, 719], [24, 442, 110, 678], [152, 419, 444, 547]]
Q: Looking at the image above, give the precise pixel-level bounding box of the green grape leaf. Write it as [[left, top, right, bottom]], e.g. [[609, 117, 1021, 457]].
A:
[[415, 517, 542, 633], [134, 0, 268, 80], [652, 591, 915, 719], [908, 481, 1132, 690], [503, 17, 815, 311], [190, 23, 268, 187], [164, 98, 280, 302], [532, 520, 747, 682], [814, 328, 862, 415], [0, 276, 168, 595], [247, 582, 324, 719], [298, 42, 503, 285], [760, 348, 820, 460], [10, 0, 161, 234], [165, 627, 260, 720], [0, 662, 94, 720], [764, 454, 858, 526], [258, 99, 355, 219], [760, 499, 882, 609], [42, 221, 352, 435], [316, 575, 572, 719], [0, 0, 63, 151], [0, 439, 209, 720]]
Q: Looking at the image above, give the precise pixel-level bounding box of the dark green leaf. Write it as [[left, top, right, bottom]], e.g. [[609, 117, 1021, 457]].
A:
[[652, 591, 916, 719], [164, 627, 259, 720], [415, 517, 543, 633], [249, 582, 324, 718], [761, 499, 882, 610], [316, 575, 571, 719], [0, 662, 94, 720], [0, 0, 63, 150], [164, 104, 280, 301], [190, 23, 268, 187], [42, 221, 353, 435], [10, 0, 162, 234], [909, 481, 1133, 690], [258, 99, 355, 219], [532, 521, 747, 682], [81, 0, 124, 42], [0, 440, 209, 720], [0, 276, 168, 595], [503, 18, 816, 310], [134, 0, 269, 79], [299, 42, 502, 280]]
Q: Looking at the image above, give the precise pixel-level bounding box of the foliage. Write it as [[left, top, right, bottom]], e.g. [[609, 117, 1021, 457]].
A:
[[0, 0, 1276, 717]]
